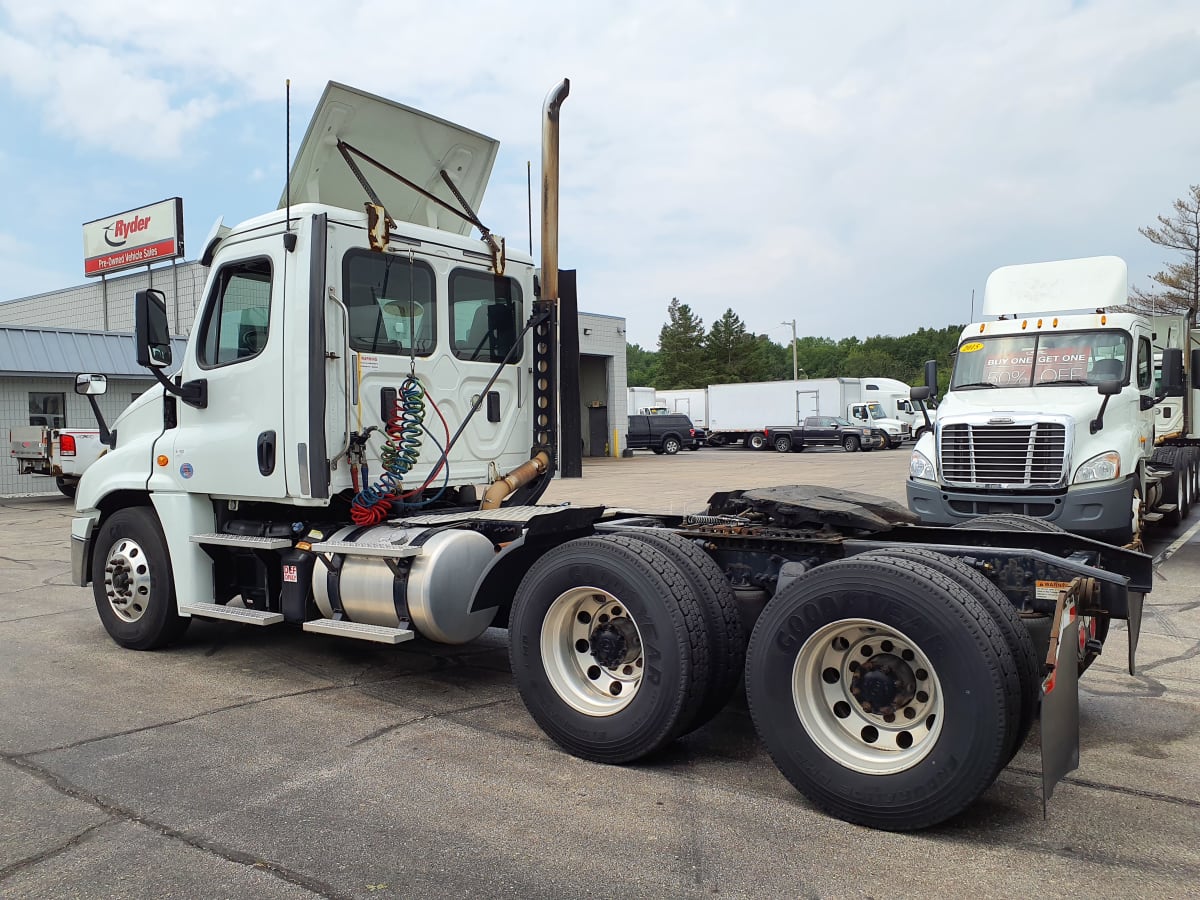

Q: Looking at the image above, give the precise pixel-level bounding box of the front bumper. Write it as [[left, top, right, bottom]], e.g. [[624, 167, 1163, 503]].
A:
[[906, 475, 1136, 535], [71, 513, 100, 587]]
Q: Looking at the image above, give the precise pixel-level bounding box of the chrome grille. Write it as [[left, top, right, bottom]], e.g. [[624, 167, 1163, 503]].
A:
[[939, 422, 1067, 487]]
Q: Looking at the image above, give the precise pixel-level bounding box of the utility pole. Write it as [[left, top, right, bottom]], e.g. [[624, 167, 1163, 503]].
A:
[[781, 319, 798, 382]]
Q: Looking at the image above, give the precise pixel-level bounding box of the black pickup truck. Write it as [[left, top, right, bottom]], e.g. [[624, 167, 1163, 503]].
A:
[[765, 416, 888, 453], [627, 413, 703, 455]]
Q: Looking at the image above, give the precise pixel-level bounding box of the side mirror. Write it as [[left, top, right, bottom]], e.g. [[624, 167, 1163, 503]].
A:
[[924, 359, 939, 396], [135, 289, 172, 369], [1160, 348, 1184, 398], [910, 385, 931, 401], [74, 373, 108, 396], [1096, 378, 1123, 396]]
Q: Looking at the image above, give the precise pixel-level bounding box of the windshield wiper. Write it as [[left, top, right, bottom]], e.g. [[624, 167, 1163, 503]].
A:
[[1034, 378, 1092, 386], [954, 382, 999, 389]]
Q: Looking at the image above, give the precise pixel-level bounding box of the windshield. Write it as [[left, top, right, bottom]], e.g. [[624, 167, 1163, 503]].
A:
[[951, 330, 1130, 389], [866, 402, 886, 420]]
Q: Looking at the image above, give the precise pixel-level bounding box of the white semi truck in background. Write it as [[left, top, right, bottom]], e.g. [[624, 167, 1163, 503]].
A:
[[69, 82, 1156, 831], [703, 378, 912, 449], [907, 256, 1197, 546]]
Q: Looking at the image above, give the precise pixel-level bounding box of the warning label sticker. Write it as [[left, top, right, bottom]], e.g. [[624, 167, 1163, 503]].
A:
[[1035, 580, 1072, 601]]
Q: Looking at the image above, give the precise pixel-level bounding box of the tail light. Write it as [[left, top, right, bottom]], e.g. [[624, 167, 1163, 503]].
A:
[[60, 434, 77, 457], [689, 428, 695, 437]]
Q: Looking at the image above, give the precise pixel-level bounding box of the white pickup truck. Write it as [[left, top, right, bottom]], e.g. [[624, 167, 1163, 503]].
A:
[[10, 425, 105, 497], [10, 374, 114, 497]]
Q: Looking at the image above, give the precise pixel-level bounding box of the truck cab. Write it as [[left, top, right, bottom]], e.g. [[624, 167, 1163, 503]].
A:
[[907, 256, 1190, 543]]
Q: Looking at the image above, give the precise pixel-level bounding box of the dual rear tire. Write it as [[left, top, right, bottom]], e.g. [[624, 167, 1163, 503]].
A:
[[512, 535, 1033, 831]]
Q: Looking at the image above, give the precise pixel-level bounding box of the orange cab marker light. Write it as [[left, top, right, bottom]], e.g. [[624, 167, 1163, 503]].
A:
[[1053, 318, 1059, 327], [157, 455, 169, 467], [1037, 318, 1043, 328], [979, 324, 986, 333], [1021, 320, 1028, 330]]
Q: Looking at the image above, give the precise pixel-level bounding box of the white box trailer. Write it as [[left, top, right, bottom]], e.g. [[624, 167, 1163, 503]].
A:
[[707, 378, 910, 449], [654, 388, 707, 426]]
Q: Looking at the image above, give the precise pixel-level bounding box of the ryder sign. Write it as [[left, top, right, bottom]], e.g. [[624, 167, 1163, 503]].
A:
[[83, 198, 184, 276]]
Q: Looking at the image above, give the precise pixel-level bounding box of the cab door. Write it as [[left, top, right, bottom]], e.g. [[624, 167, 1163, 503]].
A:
[[157, 242, 287, 499]]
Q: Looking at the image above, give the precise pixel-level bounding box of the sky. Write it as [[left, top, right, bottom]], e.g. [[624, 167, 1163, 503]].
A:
[[1, 1, 1198, 350]]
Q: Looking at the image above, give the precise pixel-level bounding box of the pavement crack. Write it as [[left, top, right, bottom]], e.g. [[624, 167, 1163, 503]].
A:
[[1006, 765, 1200, 810], [3, 755, 346, 899], [7, 683, 349, 758], [349, 696, 516, 746], [0, 816, 114, 884]]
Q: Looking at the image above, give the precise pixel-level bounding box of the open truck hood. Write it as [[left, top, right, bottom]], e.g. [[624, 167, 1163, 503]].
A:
[[281, 82, 499, 236]]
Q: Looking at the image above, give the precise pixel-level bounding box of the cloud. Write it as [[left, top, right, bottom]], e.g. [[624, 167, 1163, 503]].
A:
[[1, 0, 1199, 346]]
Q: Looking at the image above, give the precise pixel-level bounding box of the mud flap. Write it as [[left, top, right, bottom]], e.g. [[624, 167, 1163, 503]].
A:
[[1040, 611, 1080, 815], [1127, 591, 1144, 676]]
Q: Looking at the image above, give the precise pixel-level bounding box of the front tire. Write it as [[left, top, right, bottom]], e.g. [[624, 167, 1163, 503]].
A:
[[509, 535, 711, 764], [842, 435, 861, 452], [91, 507, 190, 650], [746, 556, 1018, 830]]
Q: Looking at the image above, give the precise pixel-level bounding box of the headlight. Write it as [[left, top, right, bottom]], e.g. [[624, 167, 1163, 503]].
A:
[[909, 450, 935, 481], [883, 425, 900, 435], [1074, 451, 1121, 484]]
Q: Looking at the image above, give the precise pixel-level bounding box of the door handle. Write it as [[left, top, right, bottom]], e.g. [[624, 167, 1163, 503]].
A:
[[257, 430, 276, 476]]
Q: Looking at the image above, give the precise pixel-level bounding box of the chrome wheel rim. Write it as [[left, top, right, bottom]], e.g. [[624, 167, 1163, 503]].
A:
[[793, 618, 944, 775], [102, 537, 152, 624], [541, 586, 645, 716]]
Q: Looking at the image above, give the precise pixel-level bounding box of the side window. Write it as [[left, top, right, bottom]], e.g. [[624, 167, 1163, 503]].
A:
[[1137, 336, 1152, 390], [450, 269, 522, 363], [198, 258, 272, 367], [344, 250, 436, 356], [29, 392, 66, 428]]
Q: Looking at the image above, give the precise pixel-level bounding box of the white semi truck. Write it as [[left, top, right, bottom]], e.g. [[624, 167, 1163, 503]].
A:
[[907, 256, 1197, 545], [704, 378, 911, 449], [71, 83, 1155, 831]]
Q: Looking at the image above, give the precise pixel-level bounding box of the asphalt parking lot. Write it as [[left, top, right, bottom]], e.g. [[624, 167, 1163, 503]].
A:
[[2, 447, 1199, 898]]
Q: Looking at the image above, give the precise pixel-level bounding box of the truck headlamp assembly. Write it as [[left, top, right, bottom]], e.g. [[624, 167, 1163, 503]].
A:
[[909, 450, 936, 481], [1073, 451, 1121, 484]]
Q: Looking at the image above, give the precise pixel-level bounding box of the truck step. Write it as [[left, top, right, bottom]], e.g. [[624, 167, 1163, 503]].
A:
[[1143, 510, 1168, 524], [178, 603, 284, 625], [308, 539, 422, 559], [302, 618, 415, 644], [191, 532, 294, 550]]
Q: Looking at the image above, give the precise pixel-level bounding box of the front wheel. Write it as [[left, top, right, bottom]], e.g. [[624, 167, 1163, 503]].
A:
[[774, 436, 791, 453], [91, 507, 190, 650], [842, 435, 861, 452], [746, 556, 1017, 830]]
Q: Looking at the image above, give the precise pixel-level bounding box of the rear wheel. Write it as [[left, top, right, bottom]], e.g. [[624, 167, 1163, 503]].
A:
[[618, 529, 746, 732], [55, 477, 77, 498], [842, 435, 861, 452], [955, 514, 1064, 533], [860, 548, 1039, 761], [746, 556, 1018, 830], [774, 436, 791, 453], [509, 535, 711, 763], [663, 436, 682, 455], [92, 507, 190, 650], [746, 433, 767, 450]]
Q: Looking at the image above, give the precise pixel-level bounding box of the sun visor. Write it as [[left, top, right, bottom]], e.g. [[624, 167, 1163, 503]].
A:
[[281, 82, 499, 236]]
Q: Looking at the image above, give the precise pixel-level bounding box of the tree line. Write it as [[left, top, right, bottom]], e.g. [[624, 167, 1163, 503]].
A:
[[628, 297, 962, 392], [630, 183, 1200, 393]]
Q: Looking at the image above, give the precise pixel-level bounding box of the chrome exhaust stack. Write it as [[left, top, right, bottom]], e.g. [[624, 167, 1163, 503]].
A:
[[540, 79, 570, 304]]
